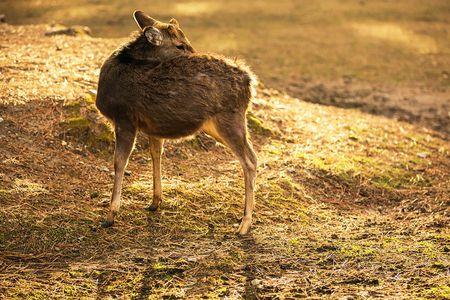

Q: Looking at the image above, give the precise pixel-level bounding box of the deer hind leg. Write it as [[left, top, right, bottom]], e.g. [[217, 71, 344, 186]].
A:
[[148, 137, 164, 211], [101, 123, 136, 227], [205, 113, 257, 235]]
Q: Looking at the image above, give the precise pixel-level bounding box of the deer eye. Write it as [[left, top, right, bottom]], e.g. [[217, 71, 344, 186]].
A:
[[176, 44, 185, 51]]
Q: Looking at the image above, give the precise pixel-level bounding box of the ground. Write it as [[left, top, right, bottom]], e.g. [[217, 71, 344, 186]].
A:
[[0, 23, 449, 299]]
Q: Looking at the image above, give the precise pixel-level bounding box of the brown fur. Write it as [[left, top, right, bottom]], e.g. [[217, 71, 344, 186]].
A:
[[96, 11, 258, 235]]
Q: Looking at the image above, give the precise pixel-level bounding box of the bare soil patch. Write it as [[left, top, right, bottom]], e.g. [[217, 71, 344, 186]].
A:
[[285, 77, 450, 139]]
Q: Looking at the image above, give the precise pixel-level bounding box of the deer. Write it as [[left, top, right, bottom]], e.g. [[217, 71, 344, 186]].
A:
[[96, 11, 257, 235]]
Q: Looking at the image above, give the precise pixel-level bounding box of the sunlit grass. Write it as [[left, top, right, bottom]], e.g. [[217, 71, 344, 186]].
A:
[[351, 22, 438, 54], [173, 2, 221, 16], [0, 2, 449, 298], [1, 0, 448, 88], [13, 179, 48, 196]]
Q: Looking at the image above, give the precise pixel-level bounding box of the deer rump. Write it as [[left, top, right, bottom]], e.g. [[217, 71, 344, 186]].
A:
[[97, 53, 256, 139]]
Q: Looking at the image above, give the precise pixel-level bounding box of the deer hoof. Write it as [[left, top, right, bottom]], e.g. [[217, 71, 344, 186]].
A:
[[100, 219, 114, 228], [147, 197, 161, 211], [236, 217, 252, 235], [147, 204, 159, 211]]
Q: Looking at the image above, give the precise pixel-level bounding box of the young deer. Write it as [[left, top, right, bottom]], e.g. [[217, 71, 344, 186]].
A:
[[96, 11, 257, 235]]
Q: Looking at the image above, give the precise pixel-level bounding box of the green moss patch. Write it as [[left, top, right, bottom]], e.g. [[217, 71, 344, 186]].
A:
[[247, 111, 273, 136], [59, 93, 114, 153]]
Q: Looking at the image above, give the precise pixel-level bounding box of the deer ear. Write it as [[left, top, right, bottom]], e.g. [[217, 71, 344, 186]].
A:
[[169, 18, 180, 27], [133, 10, 156, 30], [144, 27, 163, 46]]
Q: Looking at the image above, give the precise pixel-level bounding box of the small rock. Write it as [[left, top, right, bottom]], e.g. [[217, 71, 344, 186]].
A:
[[251, 279, 261, 286], [73, 147, 84, 155], [90, 191, 100, 199], [125, 170, 132, 176], [139, 158, 150, 165], [98, 197, 109, 205], [0, 116, 4, 123], [187, 257, 197, 263], [45, 25, 92, 36], [99, 166, 109, 172], [61, 140, 67, 146], [417, 152, 428, 158]]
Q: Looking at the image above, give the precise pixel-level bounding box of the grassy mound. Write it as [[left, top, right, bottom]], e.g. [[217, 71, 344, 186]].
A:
[[59, 91, 114, 154]]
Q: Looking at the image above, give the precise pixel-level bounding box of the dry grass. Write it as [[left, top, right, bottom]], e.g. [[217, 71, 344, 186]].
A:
[[0, 24, 449, 299], [1, 0, 449, 89], [3, 0, 449, 136]]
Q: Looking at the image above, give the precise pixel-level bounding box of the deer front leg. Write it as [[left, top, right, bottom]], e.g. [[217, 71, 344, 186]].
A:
[[101, 124, 136, 227], [147, 137, 164, 211]]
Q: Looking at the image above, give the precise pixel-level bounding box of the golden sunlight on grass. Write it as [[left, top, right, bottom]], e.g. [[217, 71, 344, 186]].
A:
[[173, 2, 221, 16], [196, 32, 239, 52], [14, 179, 48, 196], [0, 1, 449, 297], [351, 23, 438, 54]]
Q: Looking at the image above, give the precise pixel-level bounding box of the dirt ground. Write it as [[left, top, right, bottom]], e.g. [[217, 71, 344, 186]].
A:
[[284, 78, 450, 139], [0, 23, 449, 299]]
